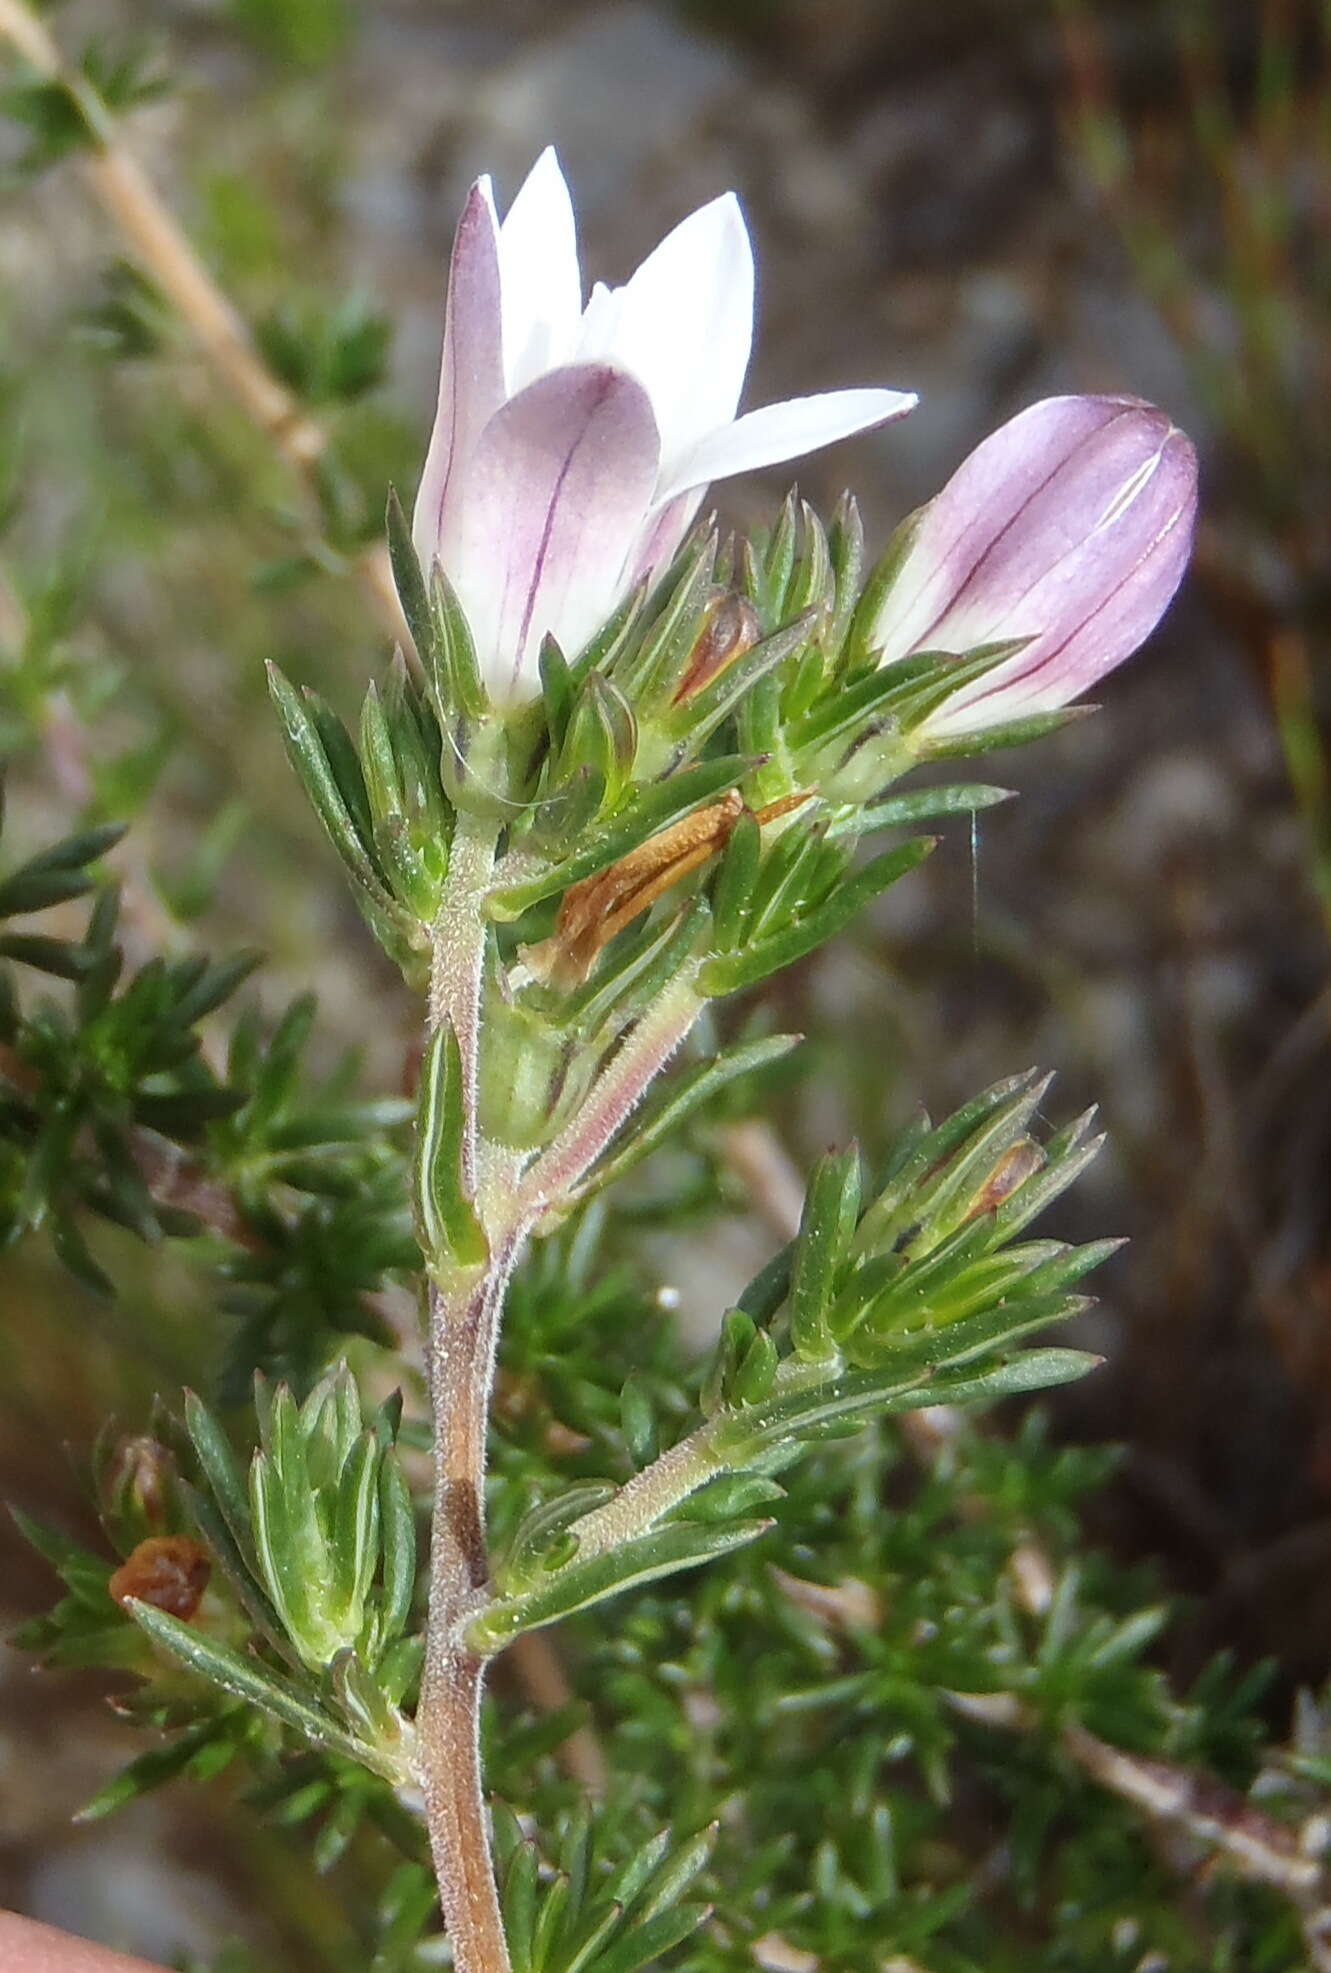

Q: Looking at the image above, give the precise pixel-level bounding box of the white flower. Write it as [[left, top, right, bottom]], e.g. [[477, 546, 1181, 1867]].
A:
[[413, 148, 915, 701]]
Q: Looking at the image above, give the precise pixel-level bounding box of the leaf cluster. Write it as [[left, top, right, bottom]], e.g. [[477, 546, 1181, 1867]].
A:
[[17, 1366, 422, 1789], [467, 1072, 1109, 1656], [493, 1808, 715, 1973], [0, 809, 415, 1393], [561, 1423, 1294, 1973]]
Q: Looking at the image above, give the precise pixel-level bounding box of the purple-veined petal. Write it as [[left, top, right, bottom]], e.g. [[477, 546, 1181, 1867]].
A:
[[875, 395, 1157, 663], [924, 428, 1198, 735], [439, 363, 661, 699], [412, 180, 506, 569], [926, 414, 1190, 658], [921, 401, 1177, 650], [497, 147, 583, 394], [658, 387, 917, 504], [596, 192, 755, 473]]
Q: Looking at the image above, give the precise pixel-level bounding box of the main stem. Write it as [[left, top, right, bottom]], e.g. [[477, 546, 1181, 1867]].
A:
[[416, 811, 514, 1973], [415, 817, 708, 1968]]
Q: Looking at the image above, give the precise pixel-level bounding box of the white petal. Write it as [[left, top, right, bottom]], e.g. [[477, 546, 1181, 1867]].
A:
[[601, 192, 754, 469], [439, 363, 661, 699], [658, 387, 917, 502], [574, 280, 626, 363], [412, 180, 505, 568], [497, 147, 583, 394], [627, 489, 708, 592]]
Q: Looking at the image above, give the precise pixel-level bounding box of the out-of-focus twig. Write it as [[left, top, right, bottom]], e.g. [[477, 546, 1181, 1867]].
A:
[[505, 1630, 609, 1796], [0, 0, 407, 647], [718, 1120, 807, 1243], [778, 1572, 1331, 1966]]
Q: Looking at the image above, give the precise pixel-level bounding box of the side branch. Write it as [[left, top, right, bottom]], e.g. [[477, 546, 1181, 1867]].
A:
[[516, 971, 703, 1222]]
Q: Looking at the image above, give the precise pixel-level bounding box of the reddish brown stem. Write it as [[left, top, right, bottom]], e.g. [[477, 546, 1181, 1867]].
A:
[[417, 1259, 517, 1973]]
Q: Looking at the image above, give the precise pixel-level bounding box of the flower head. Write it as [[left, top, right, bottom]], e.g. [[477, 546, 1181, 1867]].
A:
[[413, 149, 915, 702], [870, 394, 1198, 740]]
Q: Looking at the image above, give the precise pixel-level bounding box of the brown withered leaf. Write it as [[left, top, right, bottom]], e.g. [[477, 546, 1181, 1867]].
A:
[[535, 789, 812, 987], [109, 1535, 212, 1621]]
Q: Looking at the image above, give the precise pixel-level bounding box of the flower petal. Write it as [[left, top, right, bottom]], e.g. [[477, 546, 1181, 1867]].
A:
[[628, 489, 708, 592], [412, 180, 505, 569], [876, 395, 1152, 663], [497, 147, 583, 394], [927, 427, 1198, 734], [658, 387, 917, 504], [593, 192, 755, 472], [926, 406, 1180, 652], [439, 364, 661, 698]]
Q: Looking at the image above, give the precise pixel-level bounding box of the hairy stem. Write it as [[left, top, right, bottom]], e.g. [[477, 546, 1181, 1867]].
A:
[[415, 809, 513, 1973], [417, 1252, 519, 1972], [416, 1646, 513, 1973], [429, 811, 499, 1189], [517, 970, 703, 1222], [422, 1260, 512, 1621]]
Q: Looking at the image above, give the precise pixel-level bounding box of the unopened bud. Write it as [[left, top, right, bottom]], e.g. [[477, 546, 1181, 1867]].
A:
[[100, 1435, 176, 1541], [871, 394, 1197, 739], [673, 591, 761, 703]]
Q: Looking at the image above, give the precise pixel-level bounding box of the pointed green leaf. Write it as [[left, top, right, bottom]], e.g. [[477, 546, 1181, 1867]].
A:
[[412, 1022, 487, 1270], [377, 1449, 417, 1645], [789, 1145, 862, 1360], [710, 808, 762, 951], [827, 782, 1014, 839], [699, 837, 935, 996], [385, 486, 433, 665], [267, 665, 388, 902], [468, 1519, 771, 1655], [124, 1600, 374, 1767]]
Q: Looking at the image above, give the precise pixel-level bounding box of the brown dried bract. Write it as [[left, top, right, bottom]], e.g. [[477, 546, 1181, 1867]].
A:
[[109, 1535, 211, 1621], [541, 788, 811, 986], [672, 592, 761, 704], [964, 1138, 1046, 1220]]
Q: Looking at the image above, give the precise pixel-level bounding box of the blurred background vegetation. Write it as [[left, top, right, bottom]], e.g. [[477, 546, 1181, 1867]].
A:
[[2, 0, 1330, 1961]]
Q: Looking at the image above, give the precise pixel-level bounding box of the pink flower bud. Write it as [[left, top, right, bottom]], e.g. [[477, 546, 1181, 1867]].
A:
[[871, 395, 1198, 739]]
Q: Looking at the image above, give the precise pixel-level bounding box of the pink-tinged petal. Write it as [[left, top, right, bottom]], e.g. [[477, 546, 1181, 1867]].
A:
[[926, 429, 1198, 736], [497, 147, 583, 393], [439, 364, 661, 698], [923, 401, 1175, 648], [658, 387, 918, 504], [412, 181, 505, 569], [875, 395, 1155, 662], [599, 192, 755, 470], [628, 490, 708, 591]]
